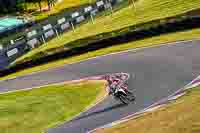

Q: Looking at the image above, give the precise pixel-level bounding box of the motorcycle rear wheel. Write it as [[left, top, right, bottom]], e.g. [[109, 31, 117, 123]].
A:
[[125, 90, 136, 102], [119, 94, 130, 104]]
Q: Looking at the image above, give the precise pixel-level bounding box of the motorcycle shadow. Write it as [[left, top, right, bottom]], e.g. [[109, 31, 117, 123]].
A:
[[71, 103, 127, 122]]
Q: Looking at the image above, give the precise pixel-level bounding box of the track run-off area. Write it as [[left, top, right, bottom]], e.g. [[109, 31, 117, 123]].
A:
[[0, 40, 200, 133]]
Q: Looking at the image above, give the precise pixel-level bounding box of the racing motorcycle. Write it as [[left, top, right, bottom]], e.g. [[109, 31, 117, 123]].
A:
[[106, 73, 135, 104], [113, 84, 135, 104]]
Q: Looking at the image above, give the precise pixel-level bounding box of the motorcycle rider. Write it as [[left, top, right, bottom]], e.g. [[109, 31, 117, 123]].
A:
[[105, 74, 124, 95], [105, 73, 135, 103], [105, 73, 132, 95]]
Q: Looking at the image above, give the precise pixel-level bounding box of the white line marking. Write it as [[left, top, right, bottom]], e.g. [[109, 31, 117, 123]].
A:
[[1, 39, 198, 83], [88, 73, 200, 132]]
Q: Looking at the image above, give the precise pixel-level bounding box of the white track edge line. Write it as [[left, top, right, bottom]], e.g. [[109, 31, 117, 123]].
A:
[[1, 39, 199, 83]]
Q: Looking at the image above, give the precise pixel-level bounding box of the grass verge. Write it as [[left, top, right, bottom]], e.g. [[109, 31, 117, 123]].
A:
[[27, 0, 93, 21], [0, 0, 128, 45], [94, 86, 200, 133], [1, 28, 200, 81], [16, 0, 200, 60], [0, 80, 107, 133]]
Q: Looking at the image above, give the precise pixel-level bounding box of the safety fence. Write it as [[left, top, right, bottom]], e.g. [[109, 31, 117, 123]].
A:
[[0, 0, 129, 70], [0, 12, 199, 76]]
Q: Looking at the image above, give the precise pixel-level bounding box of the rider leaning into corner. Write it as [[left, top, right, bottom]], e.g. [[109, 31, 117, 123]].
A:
[[104, 73, 136, 104], [104, 73, 131, 95]]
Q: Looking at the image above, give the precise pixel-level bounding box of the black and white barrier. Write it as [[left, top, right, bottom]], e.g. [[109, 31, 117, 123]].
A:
[[71, 12, 80, 19], [75, 15, 85, 23], [6, 38, 28, 60], [84, 6, 93, 14], [26, 30, 41, 49], [90, 8, 99, 16], [104, 2, 112, 9], [42, 24, 55, 40], [60, 22, 71, 32], [57, 18, 71, 32], [6, 48, 19, 58], [96, 0, 105, 11], [0, 0, 127, 71]]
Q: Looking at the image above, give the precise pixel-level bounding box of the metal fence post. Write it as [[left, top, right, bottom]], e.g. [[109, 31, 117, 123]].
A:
[[41, 35, 46, 44], [70, 21, 75, 31], [109, 1, 113, 15], [90, 13, 95, 23], [55, 28, 59, 37]]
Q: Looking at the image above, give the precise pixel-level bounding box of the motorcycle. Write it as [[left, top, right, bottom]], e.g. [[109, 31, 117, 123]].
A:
[[106, 73, 135, 104], [113, 85, 135, 104]]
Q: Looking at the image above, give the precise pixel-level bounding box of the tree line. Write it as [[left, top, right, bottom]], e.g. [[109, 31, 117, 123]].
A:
[[0, 0, 57, 14]]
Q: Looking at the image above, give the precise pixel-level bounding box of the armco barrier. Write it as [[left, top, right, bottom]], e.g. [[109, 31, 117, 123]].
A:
[[0, 0, 129, 71], [0, 38, 29, 71], [0, 14, 199, 76]]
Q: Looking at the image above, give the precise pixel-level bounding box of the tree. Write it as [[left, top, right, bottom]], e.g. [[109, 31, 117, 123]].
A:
[[16, 0, 26, 12], [47, 0, 57, 11], [0, 0, 57, 14], [26, 0, 57, 12], [26, 0, 44, 12], [0, 0, 25, 14]]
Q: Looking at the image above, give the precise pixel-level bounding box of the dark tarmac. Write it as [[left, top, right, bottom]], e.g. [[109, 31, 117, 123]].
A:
[[0, 40, 200, 133]]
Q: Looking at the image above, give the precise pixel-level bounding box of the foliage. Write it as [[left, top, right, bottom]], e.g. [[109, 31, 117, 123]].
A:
[[0, 0, 57, 14]]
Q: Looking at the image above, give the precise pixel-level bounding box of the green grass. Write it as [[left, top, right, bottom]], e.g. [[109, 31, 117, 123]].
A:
[[2, 27, 200, 81], [0, 0, 126, 46], [16, 0, 200, 62], [28, 0, 94, 21], [95, 86, 200, 133], [0, 0, 93, 45], [0, 80, 106, 133]]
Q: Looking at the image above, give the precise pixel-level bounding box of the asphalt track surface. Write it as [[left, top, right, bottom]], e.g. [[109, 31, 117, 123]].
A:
[[0, 40, 200, 133]]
